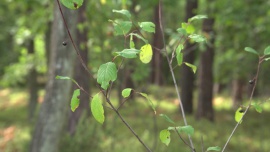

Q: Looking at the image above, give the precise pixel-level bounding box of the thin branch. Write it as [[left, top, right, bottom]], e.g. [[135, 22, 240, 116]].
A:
[[174, 127, 195, 151], [158, 0, 195, 151]]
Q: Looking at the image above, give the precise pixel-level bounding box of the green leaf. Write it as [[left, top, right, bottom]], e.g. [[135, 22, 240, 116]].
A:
[[139, 22, 155, 33], [55, 75, 78, 84], [60, 0, 83, 9], [177, 53, 183, 66], [97, 62, 117, 90], [140, 93, 156, 114], [251, 102, 263, 113], [116, 49, 140, 58], [159, 129, 171, 146], [265, 57, 270, 61], [235, 107, 244, 123], [176, 28, 187, 36], [184, 62, 197, 73], [122, 88, 132, 98], [130, 35, 135, 48], [182, 23, 195, 34], [70, 89, 80, 112], [176, 44, 184, 54], [188, 34, 206, 42], [129, 33, 148, 44], [206, 146, 221, 152], [264, 45, 270, 55], [244, 47, 259, 55], [159, 114, 175, 124], [91, 94, 105, 124], [188, 15, 208, 22], [111, 20, 132, 36], [177, 125, 194, 136], [112, 9, 131, 19], [140, 44, 153, 64]]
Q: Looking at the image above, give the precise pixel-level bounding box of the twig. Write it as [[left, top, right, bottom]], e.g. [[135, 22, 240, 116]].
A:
[[174, 127, 195, 151], [158, 0, 195, 151]]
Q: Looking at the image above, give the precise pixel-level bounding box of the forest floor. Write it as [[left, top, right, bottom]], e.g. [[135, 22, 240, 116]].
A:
[[0, 87, 270, 152]]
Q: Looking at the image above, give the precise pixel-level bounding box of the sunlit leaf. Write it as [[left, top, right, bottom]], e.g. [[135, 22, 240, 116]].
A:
[[159, 114, 175, 124], [97, 62, 117, 90], [182, 23, 195, 34], [139, 22, 155, 33], [70, 89, 80, 112], [188, 15, 208, 22], [112, 9, 131, 19], [235, 107, 244, 123], [188, 34, 206, 42], [251, 102, 263, 113], [244, 47, 259, 55], [265, 57, 270, 61], [264, 46, 270, 55], [140, 93, 156, 114], [184, 62, 197, 73], [60, 0, 83, 9], [159, 129, 170, 146], [140, 44, 153, 64], [122, 88, 132, 98], [206, 146, 221, 151], [116, 49, 140, 58], [177, 125, 194, 136], [91, 94, 105, 124]]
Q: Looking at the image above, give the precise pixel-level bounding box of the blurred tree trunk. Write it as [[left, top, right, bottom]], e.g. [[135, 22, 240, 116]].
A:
[[151, 4, 164, 85], [232, 79, 244, 109], [45, 21, 51, 67], [180, 0, 198, 114], [30, 2, 77, 152], [196, 18, 215, 121], [27, 39, 38, 121], [68, 3, 90, 136]]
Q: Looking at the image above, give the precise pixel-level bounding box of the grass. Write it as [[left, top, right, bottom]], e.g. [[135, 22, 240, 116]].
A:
[[1, 87, 270, 152]]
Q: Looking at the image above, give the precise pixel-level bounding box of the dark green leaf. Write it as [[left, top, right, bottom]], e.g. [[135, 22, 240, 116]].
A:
[[244, 47, 259, 55], [177, 125, 194, 136], [139, 22, 155, 33], [97, 62, 117, 90], [184, 62, 197, 73], [91, 94, 104, 124], [112, 9, 131, 19], [159, 129, 170, 146], [60, 0, 83, 9], [116, 49, 140, 58], [206, 146, 221, 151], [122, 88, 132, 98], [159, 114, 175, 124], [70, 89, 80, 112], [188, 15, 208, 22], [264, 46, 270, 55], [188, 34, 205, 42]]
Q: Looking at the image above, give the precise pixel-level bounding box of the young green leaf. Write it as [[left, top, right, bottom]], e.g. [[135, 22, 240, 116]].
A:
[[176, 44, 184, 54], [159, 129, 171, 146], [55, 75, 78, 85], [140, 44, 153, 64], [111, 20, 132, 36], [129, 35, 135, 48], [177, 125, 194, 136], [60, 0, 83, 9], [251, 102, 263, 113], [97, 62, 117, 90], [159, 114, 175, 124], [264, 45, 270, 55], [129, 33, 148, 44], [244, 47, 259, 55], [188, 34, 206, 42], [70, 89, 80, 112], [188, 15, 208, 22], [115, 49, 140, 58], [184, 62, 197, 73], [176, 28, 187, 36], [235, 107, 244, 123], [265, 57, 270, 61], [206, 146, 221, 152], [91, 94, 105, 124], [139, 22, 155, 33], [122, 88, 132, 98], [177, 53, 183, 65], [112, 9, 131, 19], [140, 93, 156, 114], [182, 23, 195, 34]]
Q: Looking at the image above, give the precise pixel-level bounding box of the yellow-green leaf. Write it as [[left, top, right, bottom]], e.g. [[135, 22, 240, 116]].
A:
[[70, 89, 80, 112], [235, 107, 244, 123], [122, 88, 132, 98], [91, 94, 105, 124], [159, 129, 171, 146], [139, 44, 153, 64], [184, 62, 197, 73]]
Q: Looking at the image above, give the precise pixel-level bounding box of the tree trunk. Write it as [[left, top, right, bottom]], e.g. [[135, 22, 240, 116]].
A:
[[30, 2, 77, 152], [27, 38, 38, 121], [232, 79, 244, 109], [151, 4, 164, 85], [196, 18, 215, 121], [68, 3, 90, 136], [180, 0, 198, 114]]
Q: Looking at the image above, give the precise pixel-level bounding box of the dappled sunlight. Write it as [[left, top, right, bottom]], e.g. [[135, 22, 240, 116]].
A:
[[213, 96, 233, 110]]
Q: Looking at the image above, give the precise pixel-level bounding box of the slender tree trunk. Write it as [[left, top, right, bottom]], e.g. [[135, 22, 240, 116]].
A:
[[180, 0, 198, 114], [196, 18, 215, 121], [30, 2, 77, 152], [68, 3, 90, 136], [232, 79, 244, 109], [151, 4, 164, 85], [27, 39, 38, 121]]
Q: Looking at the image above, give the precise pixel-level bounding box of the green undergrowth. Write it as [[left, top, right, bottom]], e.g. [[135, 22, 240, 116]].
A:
[[0, 88, 270, 152]]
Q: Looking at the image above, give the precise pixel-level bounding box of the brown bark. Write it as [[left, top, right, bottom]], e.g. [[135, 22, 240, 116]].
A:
[[196, 18, 215, 121], [30, 2, 77, 152], [232, 79, 244, 109], [68, 3, 90, 136], [180, 0, 198, 114]]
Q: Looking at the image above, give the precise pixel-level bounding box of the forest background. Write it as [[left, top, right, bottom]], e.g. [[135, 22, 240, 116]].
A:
[[1, 0, 270, 151]]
